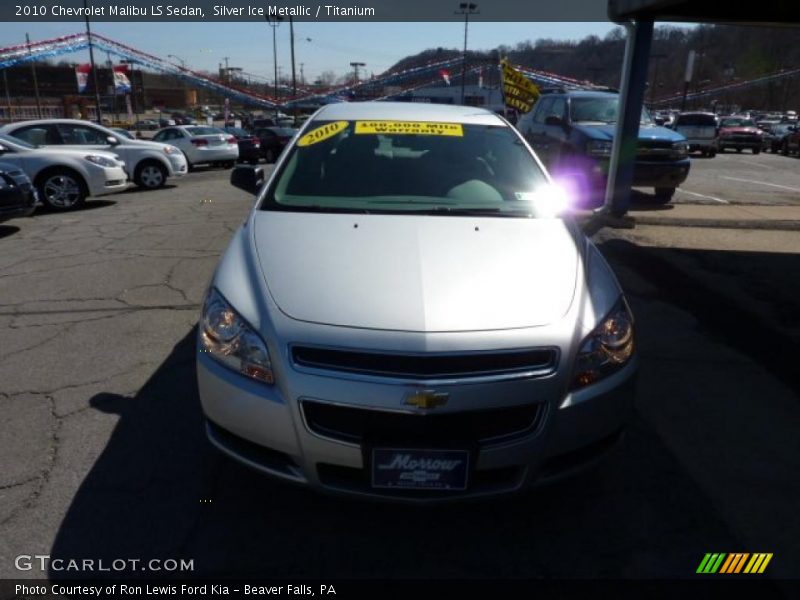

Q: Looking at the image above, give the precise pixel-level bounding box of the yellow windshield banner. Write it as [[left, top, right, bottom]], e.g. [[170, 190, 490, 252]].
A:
[[501, 59, 540, 114], [354, 121, 464, 137], [297, 120, 348, 147]]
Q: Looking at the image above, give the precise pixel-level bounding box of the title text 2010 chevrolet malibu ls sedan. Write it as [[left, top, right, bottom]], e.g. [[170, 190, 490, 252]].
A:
[[197, 102, 637, 501]]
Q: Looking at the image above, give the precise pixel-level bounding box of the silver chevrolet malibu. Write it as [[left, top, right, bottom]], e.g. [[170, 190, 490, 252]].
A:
[[197, 101, 637, 501]]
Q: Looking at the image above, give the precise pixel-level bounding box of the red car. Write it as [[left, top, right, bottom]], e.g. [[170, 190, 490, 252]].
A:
[[717, 116, 764, 154]]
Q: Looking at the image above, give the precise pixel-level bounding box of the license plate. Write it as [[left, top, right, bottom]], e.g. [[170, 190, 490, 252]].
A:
[[371, 448, 470, 491]]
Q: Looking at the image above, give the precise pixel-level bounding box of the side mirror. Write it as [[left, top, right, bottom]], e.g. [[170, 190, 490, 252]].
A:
[[107, 136, 119, 146], [544, 115, 564, 127], [230, 165, 265, 195]]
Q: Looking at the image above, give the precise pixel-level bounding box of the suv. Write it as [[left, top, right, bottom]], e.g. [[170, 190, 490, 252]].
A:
[[673, 112, 718, 157], [516, 90, 690, 205]]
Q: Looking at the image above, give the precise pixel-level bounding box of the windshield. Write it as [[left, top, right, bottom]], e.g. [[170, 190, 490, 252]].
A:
[[720, 118, 756, 128], [570, 96, 652, 125], [262, 119, 552, 217], [225, 127, 249, 137], [0, 133, 34, 149]]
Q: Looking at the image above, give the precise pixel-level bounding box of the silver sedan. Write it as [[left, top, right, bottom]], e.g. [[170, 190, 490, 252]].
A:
[[197, 102, 637, 501]]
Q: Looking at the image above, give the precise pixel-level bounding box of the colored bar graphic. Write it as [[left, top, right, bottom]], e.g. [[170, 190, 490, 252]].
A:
[[719, 554, 735, 574], [733, 553, 750, 573], [697, 554, 713, 574], [710, 553, 726, 573], [758, 553, 773, 573]]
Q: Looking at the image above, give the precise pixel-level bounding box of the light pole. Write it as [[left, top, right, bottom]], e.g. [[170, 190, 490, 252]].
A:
[[266, 14, 282, 116], [83, 0, 102, 123], [349, 62, 366, 86], [455, 2, 478, 105]]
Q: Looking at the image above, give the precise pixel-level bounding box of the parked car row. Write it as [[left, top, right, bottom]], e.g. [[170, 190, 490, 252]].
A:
[[0, 115, 303, 222]]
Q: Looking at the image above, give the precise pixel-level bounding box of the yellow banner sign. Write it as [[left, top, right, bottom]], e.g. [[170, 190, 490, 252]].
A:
[[297, 120, 348, 147], [355, 121, 463, 136], [501, 60, 540, 114]]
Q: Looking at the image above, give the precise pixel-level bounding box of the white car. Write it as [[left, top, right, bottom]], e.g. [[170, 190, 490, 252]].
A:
[[0, 133, 127, 210], [152, 126, 239, 170], [0, 119, 187, 190]]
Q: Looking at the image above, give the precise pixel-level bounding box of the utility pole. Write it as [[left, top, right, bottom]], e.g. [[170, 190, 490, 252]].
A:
[[289, 17, 297, 125], [25, 33, 42, 119], [266, 14, 282, 116], [83, 0, 102, 123], [455, 2, 478, 105], [299, 63, 305, 85]]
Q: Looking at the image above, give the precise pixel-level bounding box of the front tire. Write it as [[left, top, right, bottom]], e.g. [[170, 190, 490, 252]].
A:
[[653, 187, 675, 205], [36, 169, 87, 211], [753, 147, 761, 155], [134, 161, 167, 189], [264, 148, 276, 163]]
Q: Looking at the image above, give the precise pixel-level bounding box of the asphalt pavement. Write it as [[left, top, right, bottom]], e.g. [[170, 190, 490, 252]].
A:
[[0, 155, 798, 581]]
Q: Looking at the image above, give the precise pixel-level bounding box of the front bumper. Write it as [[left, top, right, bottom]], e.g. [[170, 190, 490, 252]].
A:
[[631, 158, 691, 188], [718, 137, 761, 150], [196, 348, 637, 502], [87, 166, 129, 197]]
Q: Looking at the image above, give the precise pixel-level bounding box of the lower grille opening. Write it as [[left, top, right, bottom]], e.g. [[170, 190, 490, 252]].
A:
[[206, 419, 298, 476], [317, 463, 523, 497], [302, 400, 544, 446]]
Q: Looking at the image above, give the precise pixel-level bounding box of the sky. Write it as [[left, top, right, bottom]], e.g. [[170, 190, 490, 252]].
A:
[[0, 22, 620, 82]]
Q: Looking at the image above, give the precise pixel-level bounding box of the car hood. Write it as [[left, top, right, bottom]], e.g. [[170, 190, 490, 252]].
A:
[[574, 123, 685, 143], [252, 212, 580, 332], [123, 139, 176, 151]]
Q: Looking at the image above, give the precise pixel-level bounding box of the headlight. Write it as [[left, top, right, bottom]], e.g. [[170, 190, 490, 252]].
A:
[[671, 141, 689, 158], [200, 288, 274, 384], [571, 298, 635, 390], [84, 154, 117, 167], [587, 140, 613, 157], [163, 145, 179, 155]]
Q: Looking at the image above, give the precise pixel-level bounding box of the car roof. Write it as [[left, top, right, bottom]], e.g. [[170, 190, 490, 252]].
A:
[[0, 118, 109, 129], [313, 101, 504, 126]]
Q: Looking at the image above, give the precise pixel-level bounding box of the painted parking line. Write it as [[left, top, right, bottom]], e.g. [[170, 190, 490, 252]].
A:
[[676, 189, 730, 204], [721, 176, 800, 193]]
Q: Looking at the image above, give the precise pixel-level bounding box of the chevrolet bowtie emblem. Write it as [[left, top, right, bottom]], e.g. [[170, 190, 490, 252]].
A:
[[405, 390, 449, 410]]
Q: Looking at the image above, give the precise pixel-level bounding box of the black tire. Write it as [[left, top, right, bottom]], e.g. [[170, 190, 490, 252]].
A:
[[781, 141, 790, 156], [264, 148, 276, 163], [736, 148, 742, 153], [248, 159, 258, 165], [223, 160, 235, 169], [36, 168, 87, 211], [134, 160, 167, 189], [653, 187, 675, 205], [700, 150, 709, 157], [753, 147, 761, 155], [709, 149, 717, 158]]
